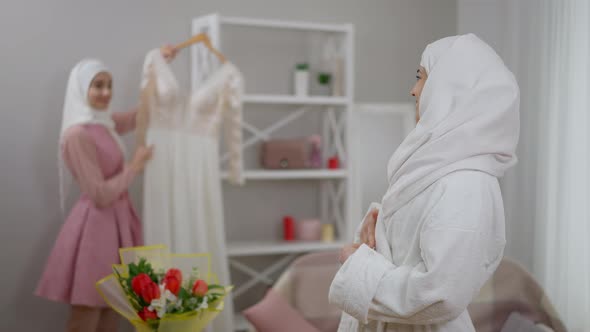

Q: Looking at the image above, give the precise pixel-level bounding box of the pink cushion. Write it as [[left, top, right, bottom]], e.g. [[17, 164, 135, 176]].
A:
[[308, 317, 341, 332], [293, 265, 341, 331], [243, 289, 320, 332]]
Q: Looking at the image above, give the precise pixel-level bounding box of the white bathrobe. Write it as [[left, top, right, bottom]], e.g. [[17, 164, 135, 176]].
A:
[[329, 34, 520, 331]]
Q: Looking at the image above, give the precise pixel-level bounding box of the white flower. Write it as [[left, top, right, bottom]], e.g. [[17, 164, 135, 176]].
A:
[[174, 299, 183, 310], [196, 295, 209, 311], [163, 289, 177, 302], [148, 299, 167, 318], [149, 283, 178, 318]]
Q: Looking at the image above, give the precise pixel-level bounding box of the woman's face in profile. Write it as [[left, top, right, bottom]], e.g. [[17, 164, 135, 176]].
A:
[[410, 66, 427, 123]]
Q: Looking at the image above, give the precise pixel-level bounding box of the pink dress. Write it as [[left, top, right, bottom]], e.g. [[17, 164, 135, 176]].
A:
[[35, 111, 143, 307]]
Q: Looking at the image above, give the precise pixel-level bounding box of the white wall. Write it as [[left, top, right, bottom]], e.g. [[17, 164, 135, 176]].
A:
[[457, 0, 506, 54], [353, 104, 415, 212], [457, 0, 538, 271], [0, 1, 456, 331]]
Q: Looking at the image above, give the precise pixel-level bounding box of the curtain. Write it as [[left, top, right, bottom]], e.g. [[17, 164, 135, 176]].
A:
[[465, 0, 590, 329], [532, 1, 590, 330]]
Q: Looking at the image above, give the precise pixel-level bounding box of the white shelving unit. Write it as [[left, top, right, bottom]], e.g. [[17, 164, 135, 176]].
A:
[[221, 169, 348, 181], [219, 16, 350, 33], [243, 94, 349, 106], [191, 14, 355, 331], [227, 240, 345, 257]]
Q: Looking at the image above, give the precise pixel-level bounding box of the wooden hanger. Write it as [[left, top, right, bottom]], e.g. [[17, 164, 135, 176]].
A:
[[174, 32, 227, 63], [136, 33, 226, 147]]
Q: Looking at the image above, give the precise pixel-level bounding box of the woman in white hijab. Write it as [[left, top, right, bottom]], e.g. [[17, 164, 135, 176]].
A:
[[35, 47, 176, 332], [329, 34, 520, 331]]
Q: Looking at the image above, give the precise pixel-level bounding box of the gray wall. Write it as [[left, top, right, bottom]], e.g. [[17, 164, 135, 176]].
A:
[[0, 0, 456, 330]]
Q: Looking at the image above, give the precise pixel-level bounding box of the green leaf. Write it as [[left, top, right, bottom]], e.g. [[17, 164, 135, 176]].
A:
[[317, 72, 332, 85], [129, 263, 139, 276], [146, 319, 160, 331], [178, 287, 191, 301], [296, 63, 309, 71]]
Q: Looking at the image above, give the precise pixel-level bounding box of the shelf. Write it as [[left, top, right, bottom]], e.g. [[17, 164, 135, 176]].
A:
[[243, 94, 349, 106], [234, 314, 252, 331], [227, 240, 344, 257], [221, 16, 351, 33], [222, 169, 348, 181]]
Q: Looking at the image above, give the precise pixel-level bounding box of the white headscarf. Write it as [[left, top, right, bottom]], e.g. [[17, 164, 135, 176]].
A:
[[58, 59, 126, 212], [381, 34, 520, 219]]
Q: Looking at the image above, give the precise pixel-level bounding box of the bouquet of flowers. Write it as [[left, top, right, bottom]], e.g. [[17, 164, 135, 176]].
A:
[[96, 245, 232, 332]]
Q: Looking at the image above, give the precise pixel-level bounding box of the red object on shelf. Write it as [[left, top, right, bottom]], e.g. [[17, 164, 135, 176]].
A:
[[283, 216, 295, 241], [328, 156, 340, 169]]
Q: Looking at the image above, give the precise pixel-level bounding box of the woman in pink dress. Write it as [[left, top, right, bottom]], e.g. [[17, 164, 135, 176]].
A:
[[36, 47, 176, 332]]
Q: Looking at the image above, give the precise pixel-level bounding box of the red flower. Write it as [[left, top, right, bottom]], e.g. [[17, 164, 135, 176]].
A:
[[138, 307, 158, 321], [165, 268, 183, 285], [141, 282, 161, 303], [164, 275, 180, 296], [131, 273, 153, 296], [192, 279, 208, 297]]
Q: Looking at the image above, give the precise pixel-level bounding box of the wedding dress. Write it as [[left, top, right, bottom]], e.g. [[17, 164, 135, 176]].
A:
[[141, 49, 244, 332]]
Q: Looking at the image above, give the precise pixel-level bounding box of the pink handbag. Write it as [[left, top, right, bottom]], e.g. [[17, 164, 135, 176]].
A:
[[260, 138, 311, 169]]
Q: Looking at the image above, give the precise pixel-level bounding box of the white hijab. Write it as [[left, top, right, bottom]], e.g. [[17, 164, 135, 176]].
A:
[[58, 59, 126, 212], [381, 34, 520, 219]]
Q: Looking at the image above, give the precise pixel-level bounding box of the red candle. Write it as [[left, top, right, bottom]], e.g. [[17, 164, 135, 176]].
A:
[[283, 216, 295, 241], [328, 156, 340, 169]]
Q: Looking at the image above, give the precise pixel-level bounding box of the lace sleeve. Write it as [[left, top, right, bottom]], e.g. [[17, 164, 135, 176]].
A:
[[222, 70, 244, 185]]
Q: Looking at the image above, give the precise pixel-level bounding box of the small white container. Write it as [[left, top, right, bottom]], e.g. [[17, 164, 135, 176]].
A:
[[294, 64, 309, 97], [297, 219, 322, 241]]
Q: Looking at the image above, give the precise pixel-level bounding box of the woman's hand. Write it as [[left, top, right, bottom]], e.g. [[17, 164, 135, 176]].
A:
[[360, 208, 379, 249], [130, 145, 154, 173], [339, 243, 361, 264], [160, 44, 178, 63]]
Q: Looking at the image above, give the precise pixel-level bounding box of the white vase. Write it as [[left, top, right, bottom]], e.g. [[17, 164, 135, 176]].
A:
[[294, 70, 309, 97]]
